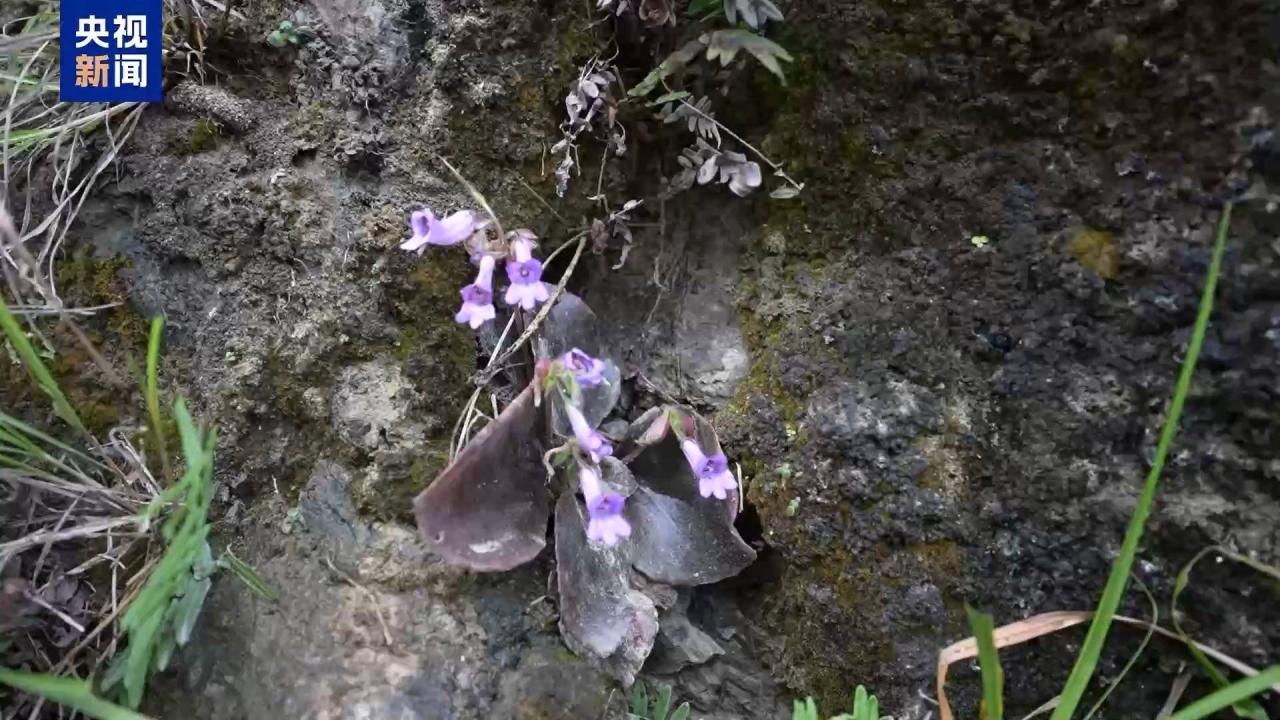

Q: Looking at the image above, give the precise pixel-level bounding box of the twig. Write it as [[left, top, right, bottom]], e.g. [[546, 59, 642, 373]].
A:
[[60, 316, 129, 388], [324, 556, 393, 648], [1155, 669, 1192, 720], [53, 554, 158, 674], [515, 175, 570, 225], [0, 516, 140, 559], [435, 154, 504, 242], [25, 592, 86, 634], [544, 228, 588, 265]]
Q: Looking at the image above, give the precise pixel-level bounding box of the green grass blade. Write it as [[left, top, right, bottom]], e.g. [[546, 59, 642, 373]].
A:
[[219, 548, 278, 601], [0, 668, 151, 720], [0, 299, 85, 434], [967, 606, 1005, 720], [1081, 577, 1159, 720], [1049, 203, 1233, 720], [1172, 547, 1276, 719], [144, 316, 170, 479], [1169, 667, 1280, 720], [0, 410, 100, 465]]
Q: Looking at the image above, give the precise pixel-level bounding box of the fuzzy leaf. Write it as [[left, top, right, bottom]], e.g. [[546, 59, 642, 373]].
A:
[[629, 39, 706, 97], [648, 90, 692, 106], [703, 29, 793, 81], [173, 574, 211, 646], [414, 384, 549, 571]]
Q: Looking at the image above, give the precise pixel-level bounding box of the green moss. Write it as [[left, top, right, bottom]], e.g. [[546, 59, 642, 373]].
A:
[[1067, 228, 1119, 280], [191, 117, 221, 152], [167, 117, 222, 156], [16, 252, 152, 437], [290, 101, 338, 147]]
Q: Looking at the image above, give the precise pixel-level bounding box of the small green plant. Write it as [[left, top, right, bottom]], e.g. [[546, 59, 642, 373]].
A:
[[1, 305, 272, 713], [629, 682, 692, 720], [793, 685, 881, 720], [266, 19, 312, 47], [97, 319, 273, 709]]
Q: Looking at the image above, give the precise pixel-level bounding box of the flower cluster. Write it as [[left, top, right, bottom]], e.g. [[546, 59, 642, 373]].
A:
[[554, 349, 630, 545], [400, 208, 551, 329]]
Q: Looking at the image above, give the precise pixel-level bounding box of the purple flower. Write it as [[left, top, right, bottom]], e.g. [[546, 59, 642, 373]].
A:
[[504, 233, 550, 310], [565, 403, 612, 464], [578, 464, 631, 546], [455, 255, 496, 329], [401, 209, 478, 253], [680, 439, 736, 500], [562, 348, 604, 387]]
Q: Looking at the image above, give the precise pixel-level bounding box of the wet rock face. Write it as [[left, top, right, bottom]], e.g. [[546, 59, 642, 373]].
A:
[[149, 460, 613, 720], [65, 0, 1279, 713], [331, 357, 424, 450], [586, 196, 754, 405], [716, 0, 1280, 713]]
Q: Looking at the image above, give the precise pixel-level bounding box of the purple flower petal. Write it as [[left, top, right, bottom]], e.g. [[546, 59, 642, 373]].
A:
[[427, 210, 478, 246], [455, 256, 496, 329], [504, 280, 550, 310], [577, 465, 630, 546], [680, 439, 737, 500], [562, 348, 605, 387], [506, 257, 544, 285], [566, 404, 612, 464], [400, 209, 436, 253], [586, 493, 631, 545]]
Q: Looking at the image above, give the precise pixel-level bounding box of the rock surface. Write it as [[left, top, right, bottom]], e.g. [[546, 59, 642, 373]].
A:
[[47, 0, 1280, 715]]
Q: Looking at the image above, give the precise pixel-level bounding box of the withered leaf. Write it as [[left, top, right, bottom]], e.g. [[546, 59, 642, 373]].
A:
[[414, 384, 549, 571]]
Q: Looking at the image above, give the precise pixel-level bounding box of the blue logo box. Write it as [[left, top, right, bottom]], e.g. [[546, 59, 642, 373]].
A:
[[59, 0, 163, 102]]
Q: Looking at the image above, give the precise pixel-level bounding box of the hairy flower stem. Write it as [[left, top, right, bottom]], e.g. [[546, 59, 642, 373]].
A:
[[435, 154, 505, 242]]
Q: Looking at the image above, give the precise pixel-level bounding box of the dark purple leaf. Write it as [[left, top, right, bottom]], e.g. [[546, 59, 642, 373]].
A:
[[623, 406, 755, 585], [554, 490, 658, 685], [625, 486, 755, 586], [414, 384, 549, 571], [536, 291, 603, 361]]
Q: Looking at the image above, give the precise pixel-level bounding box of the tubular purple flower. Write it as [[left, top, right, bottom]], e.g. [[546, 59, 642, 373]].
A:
[[400, 209, 478, 253], [504, 233, 550, 310], [679, 439, 736, 500], [562, 348, 604, 387], [578, 464, 631, 546], [565, 403, 612, 464], [455, 255, 496, 329]]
